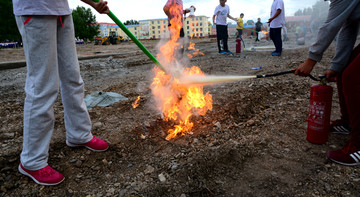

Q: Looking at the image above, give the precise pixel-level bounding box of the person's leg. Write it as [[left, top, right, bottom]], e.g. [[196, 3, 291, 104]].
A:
[[270, 28, 275, 46], [336, 74, 350, 122], [56, 15, 93, 144], [16, 15, 59, 170], [332, 44, 360, 133], [236, 29, 241, 39], [216, 25, 222, 53], [223, 25, 229, 51], [342, 46, 360, 144], [327, 44, 360, 165], [274, 28, 283, 53]]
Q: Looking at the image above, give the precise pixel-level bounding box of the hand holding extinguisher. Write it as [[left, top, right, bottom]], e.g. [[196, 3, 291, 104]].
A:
[[295, 58, 337, 81]]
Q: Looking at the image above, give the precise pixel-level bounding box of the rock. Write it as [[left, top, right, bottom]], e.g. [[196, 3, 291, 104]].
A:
[[3, 133, 15, 138], [93, 122, 102, 128], [297, 38, 305, 45], [158, 173, 166, 182], [171, 162, 179, 170], [324, 183, 331, 192], [246, 119, 255, 126], [21, 189, 30, 195], [106, 188, 115, 196], [102, 159, 108, 166], [118, 189, 127, 197], [215, 122, 221, 129], [144, 165, 155, 174], [75, 160, 82, 167]]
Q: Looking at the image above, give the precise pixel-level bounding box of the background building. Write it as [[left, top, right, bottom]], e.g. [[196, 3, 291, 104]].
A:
[[97, 15, 210, 40]]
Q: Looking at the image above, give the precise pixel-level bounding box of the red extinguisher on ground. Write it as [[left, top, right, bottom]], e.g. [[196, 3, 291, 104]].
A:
[[236, 38, 241, 54], [306, 78, 333, 144]]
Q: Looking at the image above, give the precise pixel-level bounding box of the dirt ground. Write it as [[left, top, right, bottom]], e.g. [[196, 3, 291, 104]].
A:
[[0, 37, 359, 197]]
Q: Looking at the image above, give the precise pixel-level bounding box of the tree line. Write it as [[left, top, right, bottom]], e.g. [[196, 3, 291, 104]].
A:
[[0, 0, 139, 43]]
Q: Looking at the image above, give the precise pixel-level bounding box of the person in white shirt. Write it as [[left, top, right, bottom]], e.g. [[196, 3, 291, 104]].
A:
[[213, 0, 237, 54], [268, 0, 285, 56]]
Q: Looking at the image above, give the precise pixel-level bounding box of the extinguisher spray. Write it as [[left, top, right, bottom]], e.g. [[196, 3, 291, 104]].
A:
[[306, 77, 333, 144]]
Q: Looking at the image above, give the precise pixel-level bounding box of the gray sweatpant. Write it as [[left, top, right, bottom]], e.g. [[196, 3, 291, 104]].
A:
[[15, 15, 93, 170]]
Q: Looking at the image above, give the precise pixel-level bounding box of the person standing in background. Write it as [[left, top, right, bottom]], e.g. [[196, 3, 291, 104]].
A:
[[268, 0, 285, 56], [255, 18, 263, 42], [213, 0, 238, 54], [236, 13, 244, 40]]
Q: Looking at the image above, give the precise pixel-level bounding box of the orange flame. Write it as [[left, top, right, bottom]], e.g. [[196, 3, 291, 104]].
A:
[[151, 3, 212, 140], [132, 96, 141, 108], [187, 42, 205, 58], [261, 30, 268, 35]]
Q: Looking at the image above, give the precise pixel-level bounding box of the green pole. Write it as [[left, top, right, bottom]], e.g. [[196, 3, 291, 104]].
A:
[[92, 1, 166, 72]]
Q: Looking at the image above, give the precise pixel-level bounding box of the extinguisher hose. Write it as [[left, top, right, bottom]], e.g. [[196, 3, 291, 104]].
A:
[[256, 70, 325, 81]]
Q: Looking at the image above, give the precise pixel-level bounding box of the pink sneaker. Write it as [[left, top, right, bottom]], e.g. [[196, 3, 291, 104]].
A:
[[18, 164, 65, 186], [66, 136, 109, 152]]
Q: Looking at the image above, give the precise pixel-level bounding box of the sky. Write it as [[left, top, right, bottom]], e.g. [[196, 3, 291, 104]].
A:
[[69, 0, 319, 24]]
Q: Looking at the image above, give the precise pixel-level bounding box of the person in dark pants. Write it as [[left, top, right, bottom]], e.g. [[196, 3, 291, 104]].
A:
[[295, 0, 360, 166], [213, 0, 237, 54], [268, 0, 285, 56], [255, 18, 263, 42]]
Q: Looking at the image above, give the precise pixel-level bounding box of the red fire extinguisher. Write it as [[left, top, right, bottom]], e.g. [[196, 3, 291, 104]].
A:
[[306, 81, 333, 144], [236, 38, 241, 54]]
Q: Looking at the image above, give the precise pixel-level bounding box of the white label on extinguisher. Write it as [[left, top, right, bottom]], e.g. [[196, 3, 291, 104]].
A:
[[309, 101, 326, 129]]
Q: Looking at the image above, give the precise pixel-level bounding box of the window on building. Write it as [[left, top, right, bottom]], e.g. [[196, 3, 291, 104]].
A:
[[187, 31, 189, 35], [157, 21, 160, 24], [187, 21, 189, 24], [200, 33, 203, 37], [200, 23, 202, 26], [152, 21, 154, 24], [187, 26, 189, 29], [135, 27, 137, 30], [135, 32, 137, 35], [196, 28, 198, 31], [152, 26, 155, 29], [158, 26, 160, 29], [200, 28, 203, 31], [153, 31, 155, 34]]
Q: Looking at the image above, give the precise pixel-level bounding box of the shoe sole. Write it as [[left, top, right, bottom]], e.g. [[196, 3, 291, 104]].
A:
[[18, 165, 65, 186], [327, 158, 360, 166], [66, 140, 108, 152]]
